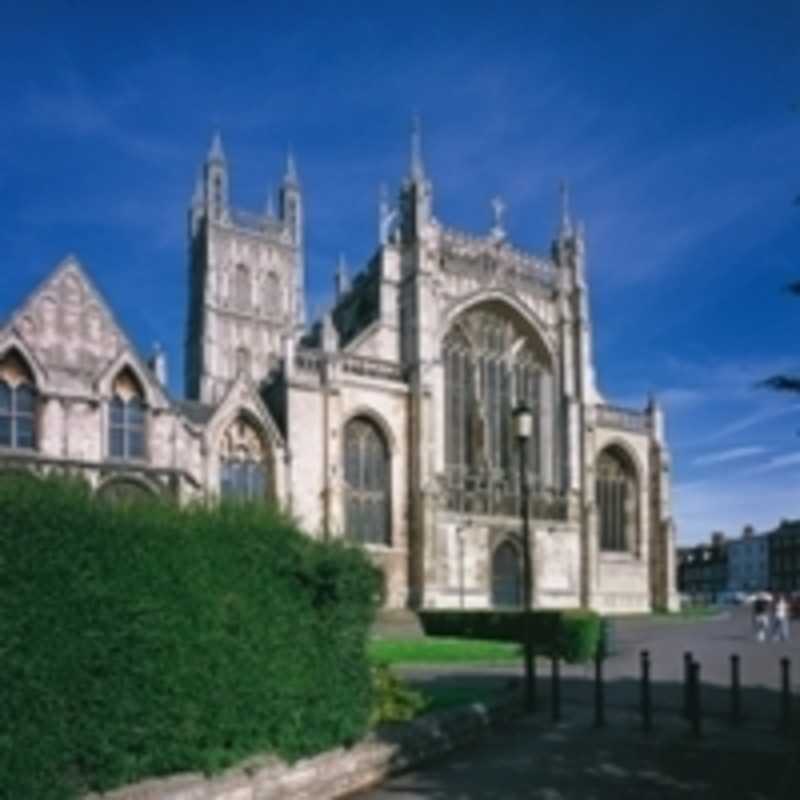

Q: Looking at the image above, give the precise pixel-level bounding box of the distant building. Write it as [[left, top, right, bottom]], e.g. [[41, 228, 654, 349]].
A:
[[767, 520, 800, 593], [677, 531, 728, 602], [726, 525, 769, 593]]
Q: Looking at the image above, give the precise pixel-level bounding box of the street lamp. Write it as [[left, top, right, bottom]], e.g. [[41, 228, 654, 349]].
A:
[[513, 401, 535, 713]]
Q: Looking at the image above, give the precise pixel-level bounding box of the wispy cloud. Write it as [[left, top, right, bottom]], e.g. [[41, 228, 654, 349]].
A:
[[747, 451, 800, 475], [692, 446, 766, 467]]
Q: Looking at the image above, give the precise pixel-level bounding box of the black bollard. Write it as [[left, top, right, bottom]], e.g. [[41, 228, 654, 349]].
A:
[[730, 654, 741, 725], [780, 658, 791, 732], [683, 651, 693, 719], [690, 660, 702, 738], [594, 641, 606, 728], [640, 649, 652, 732], [551, 655, 561, 723]]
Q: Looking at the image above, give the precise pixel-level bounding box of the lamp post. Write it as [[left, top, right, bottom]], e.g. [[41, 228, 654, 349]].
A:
[[513, 401, 535, 713]]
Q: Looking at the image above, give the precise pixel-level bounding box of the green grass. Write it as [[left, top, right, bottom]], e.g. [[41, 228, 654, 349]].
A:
[[369, 636, 521, 665]]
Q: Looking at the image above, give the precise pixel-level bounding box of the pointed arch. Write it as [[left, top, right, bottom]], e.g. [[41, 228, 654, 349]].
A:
[[596, 444, 640, 553], [234, 263, 251, 312], [343, 415, 391, 546], [0, 345, 39, 451], [109, 366, 147, 460], [218, 411, 273, 502], [491, 540, 522, 608]]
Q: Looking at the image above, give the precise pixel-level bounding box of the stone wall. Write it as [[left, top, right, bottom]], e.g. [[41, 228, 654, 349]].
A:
[[83, 692, 522, 800]]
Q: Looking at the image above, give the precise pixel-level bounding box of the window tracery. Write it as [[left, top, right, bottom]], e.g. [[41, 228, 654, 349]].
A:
[[343, 417, 390, 545], [596, 447, 638, 552], [109, 368, 146, 460], [442, 305, 552, 516], [0, 350, 37, 451], [219, 415, 270, 502]]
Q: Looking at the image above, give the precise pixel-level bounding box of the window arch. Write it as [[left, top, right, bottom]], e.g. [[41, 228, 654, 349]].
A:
[[442, 303, 550, 513], [0, 349, 38, 450], [234, 263, 251, 312], [96, 478, 156, 505], [109, 368, 146, 460], [491, 541, 522, 608], [265, 272, 281, 316], [219, 414, 271, 502], [343, 416, 390, 545], [596, 446, 638, 552]]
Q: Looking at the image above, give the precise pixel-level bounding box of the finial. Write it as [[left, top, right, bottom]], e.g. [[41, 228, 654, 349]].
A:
[[491, 195, 506, 238], [192, 171, 203, 206], [285, 147, 298, 184], [559, 178, 573, 237], [265, 185, 275, 217], [335, 253, 350, 298], [410, 113, 424, 180], [208, 130, 225, 162]]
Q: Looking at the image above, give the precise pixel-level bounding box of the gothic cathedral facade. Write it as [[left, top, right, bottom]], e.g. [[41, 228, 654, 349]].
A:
[[0, 129, 678, 613]]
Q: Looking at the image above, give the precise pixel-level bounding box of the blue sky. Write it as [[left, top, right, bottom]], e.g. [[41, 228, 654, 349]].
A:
[[1, 2, 798, 544]]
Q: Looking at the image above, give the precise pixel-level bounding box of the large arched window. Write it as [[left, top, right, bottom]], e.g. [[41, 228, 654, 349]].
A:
[[0, 350, 38, 450], [596, 446, 638, 552], [443, 303, 550, 514], [234, 263, 251, 312], [219, 415, 270, 502], [109, 368, 147, 460], [344, 417, 390, 545], [491, 541, 522, 608]]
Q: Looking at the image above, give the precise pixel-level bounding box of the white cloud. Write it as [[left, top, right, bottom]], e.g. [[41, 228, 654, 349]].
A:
[[692, 446, 766, 467]]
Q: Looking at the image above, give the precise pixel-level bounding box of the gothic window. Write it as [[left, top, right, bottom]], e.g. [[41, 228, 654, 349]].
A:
[[596, 447, 638, 552], [265, 272, 281, 316], [236, 347, 252, 377], [219, 415, 270, 502], [109, 369, 147, 460], [491, 541, 522, 608], [0, 350, 37, 450], [443, 304, 549, 506], [235, 264, 251, 312], [213, 175, 223, 220], [343, 417, 390, 545]]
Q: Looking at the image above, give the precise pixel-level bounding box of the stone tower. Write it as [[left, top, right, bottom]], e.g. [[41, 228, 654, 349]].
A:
[[185, 134, 305, 403]]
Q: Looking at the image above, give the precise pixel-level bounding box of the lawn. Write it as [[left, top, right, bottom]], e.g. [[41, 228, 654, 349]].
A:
[[369, 636, 521, 666]]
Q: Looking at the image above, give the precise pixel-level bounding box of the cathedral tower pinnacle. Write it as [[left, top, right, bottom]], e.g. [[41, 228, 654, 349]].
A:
[[279, 148, 305, 327]]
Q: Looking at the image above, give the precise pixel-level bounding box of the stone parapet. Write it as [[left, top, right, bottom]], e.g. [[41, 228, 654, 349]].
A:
[[83, 691, 522, 800]]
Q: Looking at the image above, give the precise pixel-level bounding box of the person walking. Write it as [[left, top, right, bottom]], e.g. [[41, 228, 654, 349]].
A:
[[753, 595, 769, 642], [772, 594, 790, 642]]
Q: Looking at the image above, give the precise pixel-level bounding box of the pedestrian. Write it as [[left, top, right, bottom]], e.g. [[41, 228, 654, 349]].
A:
[[753, 595, 769, 642], [772, 594, 790, 642]]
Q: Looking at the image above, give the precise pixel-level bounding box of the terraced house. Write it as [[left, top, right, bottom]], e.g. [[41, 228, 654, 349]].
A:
[[0, 126, 678, 613]]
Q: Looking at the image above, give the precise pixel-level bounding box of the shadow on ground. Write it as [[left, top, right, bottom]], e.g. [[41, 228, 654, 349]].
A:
[[362, 675, 800, 800]]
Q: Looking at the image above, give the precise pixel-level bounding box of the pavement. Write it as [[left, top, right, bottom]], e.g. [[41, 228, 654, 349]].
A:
[[354, 609, 800, 799]]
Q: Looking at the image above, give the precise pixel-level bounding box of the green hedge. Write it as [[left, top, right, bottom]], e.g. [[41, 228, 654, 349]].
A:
[[0, 475, 381, 800], [419, 609, 603, 663]]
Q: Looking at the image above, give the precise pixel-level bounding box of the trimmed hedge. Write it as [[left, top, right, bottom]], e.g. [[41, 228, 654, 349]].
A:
[[0, 475, 380, 800], [419, 609, 603, 663]]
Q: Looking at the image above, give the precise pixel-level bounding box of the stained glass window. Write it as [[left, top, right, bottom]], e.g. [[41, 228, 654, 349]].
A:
[[344, 417, 390, 545]]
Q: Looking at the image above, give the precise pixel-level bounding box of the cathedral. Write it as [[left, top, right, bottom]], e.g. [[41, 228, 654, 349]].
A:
[[0, 126, 678, 613]]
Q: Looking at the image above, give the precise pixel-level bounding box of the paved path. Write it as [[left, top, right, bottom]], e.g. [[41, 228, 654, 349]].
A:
[[357, 709, 797, 799], [355, 610, 800, 798]]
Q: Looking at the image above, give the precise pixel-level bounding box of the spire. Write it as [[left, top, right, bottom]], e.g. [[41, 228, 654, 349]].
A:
[[559, 178, 573, 237], [284, 147, 298, 185], [265, 185, 275, 217], [208, 130, 225, 163], [191, 171, 203, 207], [335, 253, 350, 298], [490, 195, 506, 240], [410, 113, 425, 181]]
